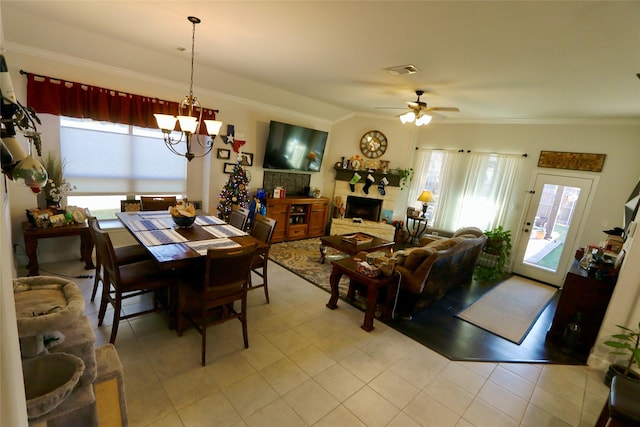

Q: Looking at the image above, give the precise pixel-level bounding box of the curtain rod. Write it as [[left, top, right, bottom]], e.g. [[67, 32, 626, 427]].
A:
[[416, 147, 527, 157]]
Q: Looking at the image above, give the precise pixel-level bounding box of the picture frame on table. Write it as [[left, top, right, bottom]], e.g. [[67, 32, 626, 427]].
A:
[[239, 152, 253, 166], [223, 163, 235, 174], [217, 148, 231, 160], [27, 208, 54, 228]]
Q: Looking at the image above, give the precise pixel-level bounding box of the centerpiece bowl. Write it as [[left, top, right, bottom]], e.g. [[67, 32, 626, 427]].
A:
[[169, 203, 197, 228], [171, 214, 196, 228]]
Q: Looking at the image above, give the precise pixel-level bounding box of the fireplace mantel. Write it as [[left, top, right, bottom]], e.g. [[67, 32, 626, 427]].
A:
[[333, 166, 401, 187]]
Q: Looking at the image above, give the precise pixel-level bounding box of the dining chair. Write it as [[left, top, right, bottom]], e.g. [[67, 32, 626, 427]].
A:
[[228, 206, 250, 230], [177, 243, 256, 366], [86, 214, 150, 302], [90, 221, 175, 344], [248, 215, 277, 303], [140, 196, 177, 211]]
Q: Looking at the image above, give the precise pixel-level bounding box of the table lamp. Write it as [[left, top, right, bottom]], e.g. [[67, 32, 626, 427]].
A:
[[417, 190, 433, 217]]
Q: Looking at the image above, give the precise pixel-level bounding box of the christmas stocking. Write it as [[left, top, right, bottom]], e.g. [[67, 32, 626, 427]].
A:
[[362, 174, 375, 195], [349, 172, 361, 192], [378, 177, 389, 196]]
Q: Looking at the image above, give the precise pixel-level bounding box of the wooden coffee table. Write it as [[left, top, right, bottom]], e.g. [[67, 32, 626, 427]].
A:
[[325, 257, 399, 331], [319, 233, 394, 264]]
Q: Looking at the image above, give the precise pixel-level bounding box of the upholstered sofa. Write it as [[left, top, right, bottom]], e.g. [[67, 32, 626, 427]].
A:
[[394, 227, 487, 315]]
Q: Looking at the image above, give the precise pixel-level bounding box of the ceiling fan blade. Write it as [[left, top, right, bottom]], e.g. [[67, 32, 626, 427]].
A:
[[425, 107, 460, 112], [374, 106, 406, 110]]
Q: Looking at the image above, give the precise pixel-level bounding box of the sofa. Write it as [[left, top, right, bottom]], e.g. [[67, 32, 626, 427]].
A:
[[394, 227, 487, 315]]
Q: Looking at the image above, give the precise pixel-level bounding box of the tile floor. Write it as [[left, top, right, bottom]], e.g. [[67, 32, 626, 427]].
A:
[[30, 260, 610, 427]]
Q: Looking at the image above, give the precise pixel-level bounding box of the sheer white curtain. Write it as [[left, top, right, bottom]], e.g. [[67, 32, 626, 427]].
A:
[[409, 149, 461, 229], [408, 149, 433, 210], [410, 150, 524, 232], [451, 153, 524, 231]]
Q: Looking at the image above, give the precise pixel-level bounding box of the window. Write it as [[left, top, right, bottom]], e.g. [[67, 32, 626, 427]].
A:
[[411, 149, 524, 231], [60, 117, 187, 218]]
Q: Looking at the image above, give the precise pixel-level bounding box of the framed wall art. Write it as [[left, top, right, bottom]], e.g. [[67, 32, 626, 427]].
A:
[[537, 151, 606, 172], [217, 148, 231, 160], [223, 163, 235, 174], [239, 152, 253, 166]]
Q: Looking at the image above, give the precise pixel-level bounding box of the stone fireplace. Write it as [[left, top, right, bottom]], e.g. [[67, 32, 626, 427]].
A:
[[328, 171, 400, 241]]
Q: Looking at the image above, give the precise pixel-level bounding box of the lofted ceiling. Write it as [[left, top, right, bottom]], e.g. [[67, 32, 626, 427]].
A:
[[1, 1, 639, 123]]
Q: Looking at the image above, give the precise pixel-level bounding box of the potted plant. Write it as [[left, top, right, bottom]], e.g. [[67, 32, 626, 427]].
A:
[[603, 322, 640, 386], [395, 167, 414, 190], [474, 225, 512, 282], [41, 152, 75, 208]]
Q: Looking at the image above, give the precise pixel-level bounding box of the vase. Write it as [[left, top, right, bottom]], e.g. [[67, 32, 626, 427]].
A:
[[45, 198, 61, 213]]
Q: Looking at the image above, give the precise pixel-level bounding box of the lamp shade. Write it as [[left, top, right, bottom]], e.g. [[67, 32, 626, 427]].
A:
[[203, 120, 223, 136], [154, 114, 177, 132], [177, 116, 198, 134], [417, 190, 433, 203]]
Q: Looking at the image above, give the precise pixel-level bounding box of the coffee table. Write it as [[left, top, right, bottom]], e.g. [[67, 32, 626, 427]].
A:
[[325, 257, 400, 331], [319, 233, 394, 264]]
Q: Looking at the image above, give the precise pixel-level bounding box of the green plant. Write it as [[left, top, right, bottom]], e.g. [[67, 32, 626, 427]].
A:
[[41, 152, 74, 203], [604, 322, 640, 377], [474, 225, 512, 282], [396, 167, 414, 190]]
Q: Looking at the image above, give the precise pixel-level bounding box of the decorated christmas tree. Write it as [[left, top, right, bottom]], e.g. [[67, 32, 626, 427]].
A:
[[217, 161, 250, 221]]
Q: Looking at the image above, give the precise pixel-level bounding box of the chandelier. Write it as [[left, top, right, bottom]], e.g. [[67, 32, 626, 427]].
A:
[[154, 16, 223, 161]]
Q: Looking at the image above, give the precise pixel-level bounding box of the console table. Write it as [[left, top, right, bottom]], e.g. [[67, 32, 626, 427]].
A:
[[22, 222, 95, 276], [546, 260, 616, 359]]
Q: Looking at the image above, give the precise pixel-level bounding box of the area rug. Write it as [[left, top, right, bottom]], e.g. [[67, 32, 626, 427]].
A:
[[456, 275, 558, 344], [268, 238, 352, 301]]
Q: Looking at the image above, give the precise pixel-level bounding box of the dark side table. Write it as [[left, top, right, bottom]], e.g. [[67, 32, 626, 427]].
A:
[[405, 216, 428, 245], [326, 257, 400, 331], [22, 222, 95, 276]]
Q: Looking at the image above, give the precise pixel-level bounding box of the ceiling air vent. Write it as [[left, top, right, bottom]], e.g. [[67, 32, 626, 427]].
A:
[[384, 64, 420, 76]]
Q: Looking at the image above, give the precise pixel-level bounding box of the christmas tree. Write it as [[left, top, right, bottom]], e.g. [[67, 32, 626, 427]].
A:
[[217, 161, 250, 221]]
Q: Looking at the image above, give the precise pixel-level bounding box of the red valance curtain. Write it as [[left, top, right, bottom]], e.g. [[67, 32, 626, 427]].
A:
[[25, 73, 217, 134]]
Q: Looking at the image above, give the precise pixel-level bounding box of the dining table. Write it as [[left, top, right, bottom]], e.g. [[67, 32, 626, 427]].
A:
[[115, 210, 265, 329], [115, 210, 264, 270]]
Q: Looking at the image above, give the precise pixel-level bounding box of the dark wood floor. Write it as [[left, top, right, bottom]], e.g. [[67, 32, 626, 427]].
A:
[[384, 275, 586, 365]]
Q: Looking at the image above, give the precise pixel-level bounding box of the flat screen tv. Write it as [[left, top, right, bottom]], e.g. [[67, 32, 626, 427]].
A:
[[262, 120, 328, 172]]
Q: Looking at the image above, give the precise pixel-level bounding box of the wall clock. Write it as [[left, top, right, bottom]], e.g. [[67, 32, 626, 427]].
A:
[[359, 130, 388, 158]]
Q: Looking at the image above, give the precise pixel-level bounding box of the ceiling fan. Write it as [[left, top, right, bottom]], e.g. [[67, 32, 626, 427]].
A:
[[379, 90, 460, 126], [406, 90, 460, 114]]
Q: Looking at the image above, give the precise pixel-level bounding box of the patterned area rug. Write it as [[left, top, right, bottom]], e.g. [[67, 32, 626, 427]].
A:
[[268, 238, 360, 306]]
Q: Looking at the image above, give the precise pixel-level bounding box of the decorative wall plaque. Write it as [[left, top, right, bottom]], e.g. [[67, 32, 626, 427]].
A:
[[537, 151, 606, 172]]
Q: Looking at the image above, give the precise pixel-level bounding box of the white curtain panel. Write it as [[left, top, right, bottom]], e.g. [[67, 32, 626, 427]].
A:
[[412, 150, 523, 232], [453, 152, 524, 231]]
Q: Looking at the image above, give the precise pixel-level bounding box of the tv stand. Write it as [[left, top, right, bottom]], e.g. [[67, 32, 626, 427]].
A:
[[265, 197, 329, 243]]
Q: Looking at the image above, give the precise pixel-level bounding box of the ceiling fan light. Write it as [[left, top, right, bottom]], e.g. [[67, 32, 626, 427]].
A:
[[415, 114, 432, 126], [400, 111, 415, 124]]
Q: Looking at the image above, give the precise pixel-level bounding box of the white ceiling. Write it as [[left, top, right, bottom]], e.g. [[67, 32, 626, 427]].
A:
[[2, 1, 639, 123]]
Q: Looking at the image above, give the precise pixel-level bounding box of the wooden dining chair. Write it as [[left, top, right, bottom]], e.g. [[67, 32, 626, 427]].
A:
[[248, 215, 277, 303], [177, 243, 256, 366], [86, 214, 150, 302], [228, 206, 250, 230], [90, 221, 175, 344], [140, 196, 177, 211]]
